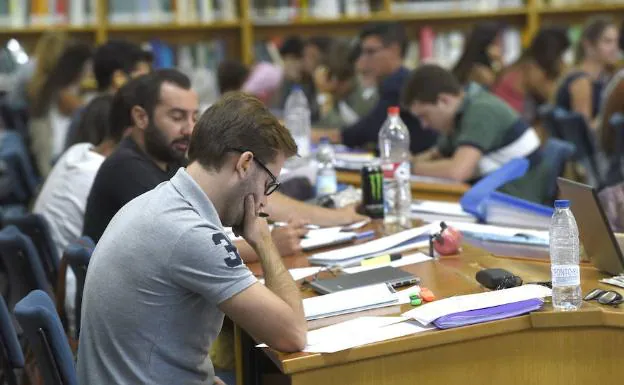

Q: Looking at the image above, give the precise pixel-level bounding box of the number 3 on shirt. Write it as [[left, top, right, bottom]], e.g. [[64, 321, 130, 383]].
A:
[[213, 233, 243, 267]]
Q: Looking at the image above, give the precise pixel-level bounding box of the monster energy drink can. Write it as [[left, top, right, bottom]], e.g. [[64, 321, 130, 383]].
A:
[[361, 165, 384, 219]]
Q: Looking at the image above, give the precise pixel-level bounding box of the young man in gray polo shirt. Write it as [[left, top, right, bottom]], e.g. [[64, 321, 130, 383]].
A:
[[77, 92, 306, 385]]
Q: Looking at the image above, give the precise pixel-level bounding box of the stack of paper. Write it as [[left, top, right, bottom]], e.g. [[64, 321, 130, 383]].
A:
[[333, 153, 378, 171], [308, 224, 436, 267], [257, 316, 431, 353], [411, 175, 460, 185], [441, 221, 549, 248], [300, 227, 358, 251], [411, 200, 476, 223], [225, 226, 360, 252], [342, 252, 432, 275], [303, 283, 398, 321], [402, 284, 552, 325]]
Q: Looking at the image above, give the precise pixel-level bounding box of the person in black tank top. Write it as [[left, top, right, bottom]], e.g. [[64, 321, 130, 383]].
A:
[[554, 17, 619, 128]]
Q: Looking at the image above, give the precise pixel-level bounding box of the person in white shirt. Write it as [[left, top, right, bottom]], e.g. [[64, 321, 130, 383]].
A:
[[33, 78, 139, 335]]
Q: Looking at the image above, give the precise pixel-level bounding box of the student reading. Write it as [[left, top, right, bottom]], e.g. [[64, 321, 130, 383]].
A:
[[402, 64, 550, 204], [76, 92, 307, 385]]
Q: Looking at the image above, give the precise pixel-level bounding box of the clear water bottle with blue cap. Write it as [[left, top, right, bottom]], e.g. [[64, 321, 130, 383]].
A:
[[549, 199, 582, 311], [315, 137, 337, 197], [284, 85, 311, 158]]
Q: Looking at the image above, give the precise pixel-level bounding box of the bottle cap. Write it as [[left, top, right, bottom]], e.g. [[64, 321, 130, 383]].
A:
[[554, 200, 570, 208], [387, 106, 400, 116]]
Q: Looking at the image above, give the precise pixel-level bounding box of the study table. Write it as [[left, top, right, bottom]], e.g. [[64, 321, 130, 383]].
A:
[[234, 227, 624, 385], [336, 170, 469, 202]]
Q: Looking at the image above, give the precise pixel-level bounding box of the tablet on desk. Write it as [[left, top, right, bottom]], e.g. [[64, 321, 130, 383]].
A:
[[308, 266, 420, 295]]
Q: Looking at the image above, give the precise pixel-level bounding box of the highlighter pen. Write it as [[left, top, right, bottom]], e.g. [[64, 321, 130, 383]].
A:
[[355, 230, 375, 240], [361, 252, 403, 267]]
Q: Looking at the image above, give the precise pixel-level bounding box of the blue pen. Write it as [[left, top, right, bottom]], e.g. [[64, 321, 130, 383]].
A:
[[356, 230, 375, 240]]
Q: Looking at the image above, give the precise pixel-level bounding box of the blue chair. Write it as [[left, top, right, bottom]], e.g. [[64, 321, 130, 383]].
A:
[[14, 290, 77, 385], [0, 96, 28, 137], [0, 226, 52, 316], [604, 112, 624, 186], [0, 132, 40, 204], [0, 296, 24, 385], [541, 138, 576, 203], [2, 214, 60, 288], [539, 105, 602, 187], [60, 237, 94, 340]]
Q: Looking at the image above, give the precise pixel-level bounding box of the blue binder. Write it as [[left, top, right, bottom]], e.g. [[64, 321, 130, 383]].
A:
[[460, 158, 553, 226]]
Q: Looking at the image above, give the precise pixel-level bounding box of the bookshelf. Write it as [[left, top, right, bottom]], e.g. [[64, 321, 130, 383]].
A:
[[1, 0, 624, 65]]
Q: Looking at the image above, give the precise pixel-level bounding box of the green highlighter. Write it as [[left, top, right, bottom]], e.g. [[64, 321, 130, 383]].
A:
[[410, 298, 423, 306]]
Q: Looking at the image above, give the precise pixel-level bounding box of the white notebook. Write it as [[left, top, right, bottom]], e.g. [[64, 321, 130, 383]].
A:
[[304, 283, 398, 321]]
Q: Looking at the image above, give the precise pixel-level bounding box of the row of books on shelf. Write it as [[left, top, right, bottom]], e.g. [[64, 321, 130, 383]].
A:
[[251, 0, 378, 21], [390, 0, 523, 13], [542, 0, 624, 5], [0, 0, 238, 28], [0, 0, 96, 27], [147, 39, 226, 71], [250, 0, 524, 21], [109, 0, 237, 24]]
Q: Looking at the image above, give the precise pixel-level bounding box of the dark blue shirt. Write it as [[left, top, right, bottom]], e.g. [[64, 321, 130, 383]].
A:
[[341, 67, 437, 154], [555, 71, 605, 118]]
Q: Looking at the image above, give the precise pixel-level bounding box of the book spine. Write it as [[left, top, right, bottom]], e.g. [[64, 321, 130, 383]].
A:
[[56, 0, 67, 24], [199, 0, 213, 22], [176, 0, 188, 23], [10, 0, 26, 27]]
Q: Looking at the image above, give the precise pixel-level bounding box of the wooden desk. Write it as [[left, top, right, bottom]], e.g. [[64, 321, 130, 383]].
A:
[[236, 242, 624, 385], [336, 171, 469, 202]]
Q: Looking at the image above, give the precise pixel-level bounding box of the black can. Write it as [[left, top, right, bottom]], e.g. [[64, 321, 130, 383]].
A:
[[361, 165, 384, 219]]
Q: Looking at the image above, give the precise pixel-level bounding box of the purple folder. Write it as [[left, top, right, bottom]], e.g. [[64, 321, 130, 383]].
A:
[[432, 298, 544, 329]]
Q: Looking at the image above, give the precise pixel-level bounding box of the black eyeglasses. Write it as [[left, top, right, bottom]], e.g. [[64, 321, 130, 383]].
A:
[[584, 289, 624, 306], [229, 149, 280, 196]]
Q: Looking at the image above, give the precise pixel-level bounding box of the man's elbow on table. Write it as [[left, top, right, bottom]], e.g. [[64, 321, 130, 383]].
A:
[[271, 323, 307, 352]]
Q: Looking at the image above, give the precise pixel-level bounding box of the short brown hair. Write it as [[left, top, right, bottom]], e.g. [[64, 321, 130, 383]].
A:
[[188, 92, 298, 170], [325, 41, 356, 82], [401, 64, 462, 106]]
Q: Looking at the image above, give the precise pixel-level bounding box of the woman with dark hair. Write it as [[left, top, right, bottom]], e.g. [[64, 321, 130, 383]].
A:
[[554, 17, 619, 127], [29, 41, 93, 176], [452, 22, 505, 88], [493, 26, 570, 118], [597, 19, 624, 168]]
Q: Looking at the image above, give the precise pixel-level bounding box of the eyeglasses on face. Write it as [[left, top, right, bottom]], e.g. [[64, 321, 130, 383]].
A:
[[228, 148, 280, 196], [584, 288, 624, 306]]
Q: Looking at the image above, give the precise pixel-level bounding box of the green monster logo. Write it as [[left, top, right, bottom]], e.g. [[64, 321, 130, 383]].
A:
[[369, 172, 383, 201]]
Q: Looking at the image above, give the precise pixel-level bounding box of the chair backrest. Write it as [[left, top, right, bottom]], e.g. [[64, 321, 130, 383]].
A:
[[605, 112, 624, 186], [0, 296, 24, 385], [0, 132, 40, 203], [14, 290, 77, 385], [64, 237, 94, 340], [539, 106, 602, 186], [2, 214, 59, 288], [0, 226, 52, 312], [0, 96, 29, 136], [542, 138, 576, 203]]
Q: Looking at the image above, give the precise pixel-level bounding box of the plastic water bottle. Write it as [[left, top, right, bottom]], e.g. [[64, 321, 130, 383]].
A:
[[284, 86, 311, 158], [315, 137, 337, 197], [549, 199, 582, 311], [378, 106, 412, 229]]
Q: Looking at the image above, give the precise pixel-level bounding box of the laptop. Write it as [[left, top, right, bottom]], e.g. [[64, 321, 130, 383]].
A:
[[557, 178, 624, 275], [307, 266, 420, 295]]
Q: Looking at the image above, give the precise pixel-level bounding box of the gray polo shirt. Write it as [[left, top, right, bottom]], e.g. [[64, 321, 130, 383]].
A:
[[77, 168, 257, 385]]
